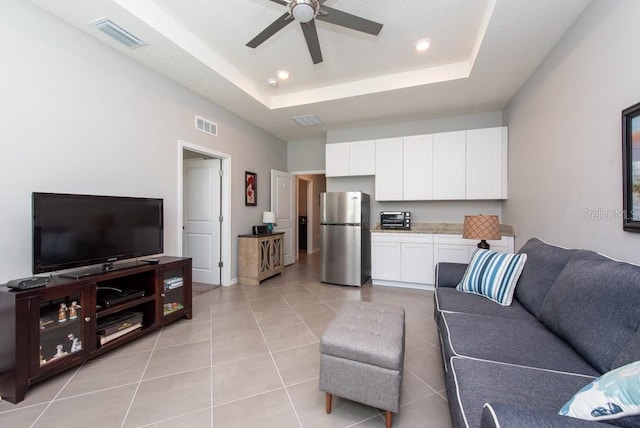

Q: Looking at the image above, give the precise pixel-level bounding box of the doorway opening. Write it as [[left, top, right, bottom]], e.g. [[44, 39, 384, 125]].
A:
[[297, 177, 311, 254], [294, 173, 326, 260], [177, 141, 232, 287]]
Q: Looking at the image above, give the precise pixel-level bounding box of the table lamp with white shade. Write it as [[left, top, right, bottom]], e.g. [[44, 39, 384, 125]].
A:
[[262, 211, 276, 233]]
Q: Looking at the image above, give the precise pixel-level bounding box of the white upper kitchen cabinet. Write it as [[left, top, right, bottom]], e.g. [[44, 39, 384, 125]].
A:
[[374, 137, 403, 201], [433, 131, 466, 200], [349, 140, 376, 176], [403, 134, 434, 200], [325, 141, 375, 177], [466, 127, 508, 199], [325, 143, 350, 177]]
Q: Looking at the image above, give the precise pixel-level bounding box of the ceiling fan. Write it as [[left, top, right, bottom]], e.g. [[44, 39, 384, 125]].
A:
[[246, 0, 383, 65]]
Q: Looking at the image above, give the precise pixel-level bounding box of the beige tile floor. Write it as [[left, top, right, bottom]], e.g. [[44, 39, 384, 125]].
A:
[[0, 253, 452, 428]]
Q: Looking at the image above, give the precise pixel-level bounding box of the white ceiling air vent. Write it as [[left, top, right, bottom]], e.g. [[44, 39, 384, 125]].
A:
[[195, 115, 218, 136], [90, 18, 147, 49], [291, 114, 323, 127]]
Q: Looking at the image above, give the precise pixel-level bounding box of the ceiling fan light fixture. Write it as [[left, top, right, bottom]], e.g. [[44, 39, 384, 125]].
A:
[[290, 0, 318, 23], [277, 70, 290, 80], [416, 39, 431, 52]]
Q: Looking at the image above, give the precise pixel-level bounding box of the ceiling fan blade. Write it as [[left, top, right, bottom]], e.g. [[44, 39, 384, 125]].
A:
[[317, 6, 383, 36], [247, 12, 293, 48], [268, 0, 289, 5], [301, 21, 323, 64]]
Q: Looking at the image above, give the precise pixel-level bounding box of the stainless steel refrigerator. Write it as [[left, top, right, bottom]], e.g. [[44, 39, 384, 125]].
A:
[[320, 192, 370, 286]]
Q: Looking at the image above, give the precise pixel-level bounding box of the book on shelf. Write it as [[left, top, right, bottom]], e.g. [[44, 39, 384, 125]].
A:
[[164, 276, 183, 290], [99, 322, 142, 345]]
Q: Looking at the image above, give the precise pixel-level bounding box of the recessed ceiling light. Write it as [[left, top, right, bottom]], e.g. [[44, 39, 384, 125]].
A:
[[415, 39, 431, 52], [268, 78, 278, 87], [277, 70, 290, 80]]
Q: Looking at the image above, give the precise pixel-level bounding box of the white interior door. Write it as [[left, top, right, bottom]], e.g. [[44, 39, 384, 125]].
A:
[[271, 169, 295, 266], [183, 159, 221, 284]]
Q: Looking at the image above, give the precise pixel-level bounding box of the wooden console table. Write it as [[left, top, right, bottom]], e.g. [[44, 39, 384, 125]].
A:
[[238, 232, 284, 285]]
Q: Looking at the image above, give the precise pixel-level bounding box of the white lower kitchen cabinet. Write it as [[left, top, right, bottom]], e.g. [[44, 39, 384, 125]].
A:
[[371, 233, 434, 289], [371, 232, 515, 290], [402, 242, 434, 284], [370, 238, 402, 281]]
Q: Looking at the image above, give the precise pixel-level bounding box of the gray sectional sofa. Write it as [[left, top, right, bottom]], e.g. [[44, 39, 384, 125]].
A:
[[434, 238, 640, 428]]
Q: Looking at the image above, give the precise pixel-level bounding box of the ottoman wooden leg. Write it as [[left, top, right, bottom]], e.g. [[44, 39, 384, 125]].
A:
[[385, 411, 393, 428], [326, 392, 332, 414]]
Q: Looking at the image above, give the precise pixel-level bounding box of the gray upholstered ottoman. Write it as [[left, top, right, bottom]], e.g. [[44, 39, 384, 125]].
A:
[[319, 301, 405, 428]]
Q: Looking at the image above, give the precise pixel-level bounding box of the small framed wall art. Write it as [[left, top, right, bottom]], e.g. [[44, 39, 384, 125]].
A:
[[245, 171, 257, 206], [622, 101, 640, 232]]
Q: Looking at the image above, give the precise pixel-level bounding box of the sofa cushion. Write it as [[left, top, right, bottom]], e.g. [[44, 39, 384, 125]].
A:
[[539, 251, 640, 373], [449, 356, 596, 428], [514, 238, 575, 318], [560, 361, 640, 425], [440, 312, 600, 376], [435, 262, 469, 288], [482, 402, 617, 428], [456, 249, 527, 306], [613, 327, 640, 370], [435, 287, 533, 320]]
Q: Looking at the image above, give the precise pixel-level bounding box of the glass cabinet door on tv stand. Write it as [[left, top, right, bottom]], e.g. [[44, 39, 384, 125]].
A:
[[29, 283, 92, 377], [159, 258, 192, 323]]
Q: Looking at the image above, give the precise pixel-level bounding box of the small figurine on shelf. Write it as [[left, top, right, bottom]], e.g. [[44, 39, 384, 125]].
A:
[[68, 333, 82, 353], [58, 303, 67, 323], [39, 346, 47, 366], [53, 344, 67, 359], [69, 301, 79, 320]]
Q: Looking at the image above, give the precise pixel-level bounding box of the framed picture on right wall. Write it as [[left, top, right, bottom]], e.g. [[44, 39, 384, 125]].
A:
[[622, 101, 640, 232]]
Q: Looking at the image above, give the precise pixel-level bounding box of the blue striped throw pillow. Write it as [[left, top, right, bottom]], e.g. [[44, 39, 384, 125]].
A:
[[456, 249, 527, 306]]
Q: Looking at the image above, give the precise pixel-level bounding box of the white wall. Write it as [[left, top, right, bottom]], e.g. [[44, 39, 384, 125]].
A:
[[326, 176, 502, 227], [503, 0, 640, 262], [288, 138, 326, 172], [0, 0, 286, 282]]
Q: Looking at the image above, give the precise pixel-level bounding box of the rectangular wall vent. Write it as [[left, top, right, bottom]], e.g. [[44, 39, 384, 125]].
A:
[[291, 114, 323, 127], [195, 115, 218, 136], [90, 18, 147, 49]]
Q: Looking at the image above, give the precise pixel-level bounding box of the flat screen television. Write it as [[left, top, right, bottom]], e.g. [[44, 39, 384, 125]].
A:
[[33, 192, 163, 275]]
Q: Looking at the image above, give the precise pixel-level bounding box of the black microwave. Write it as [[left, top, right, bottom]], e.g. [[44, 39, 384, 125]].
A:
[[380, 211, 411, 230]]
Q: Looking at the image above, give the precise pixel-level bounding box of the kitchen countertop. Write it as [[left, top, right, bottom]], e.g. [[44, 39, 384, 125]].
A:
[[372, 222, 515, 236]]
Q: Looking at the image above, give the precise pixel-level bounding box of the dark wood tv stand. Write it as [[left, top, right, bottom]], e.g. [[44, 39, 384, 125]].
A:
[[0, 256, 192, 404]]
